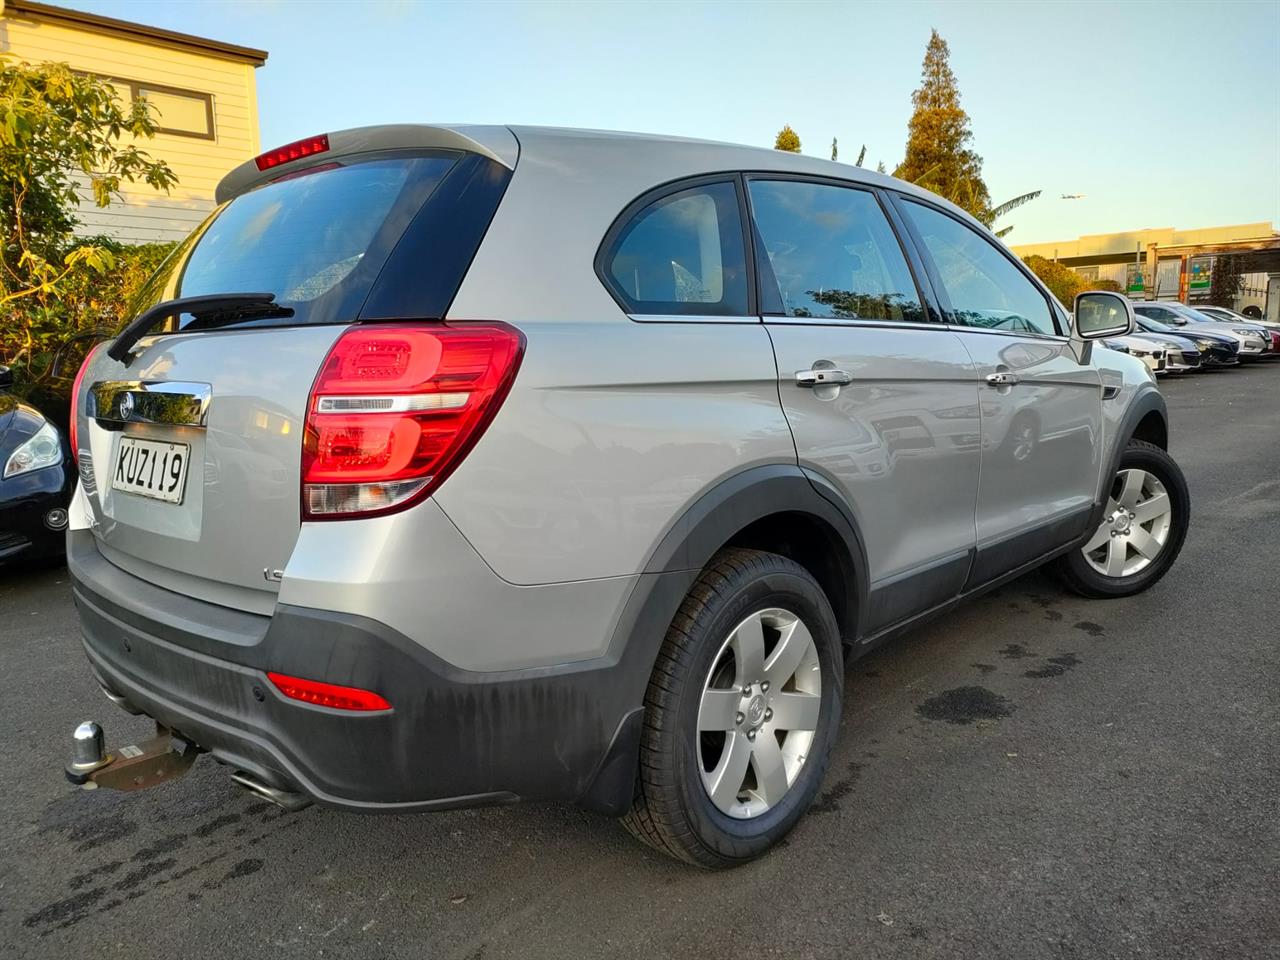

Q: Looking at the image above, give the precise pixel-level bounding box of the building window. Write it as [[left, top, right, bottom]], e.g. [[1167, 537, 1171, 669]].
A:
[[89, 74, 215, 140], [1074, 266, 1099, 280]]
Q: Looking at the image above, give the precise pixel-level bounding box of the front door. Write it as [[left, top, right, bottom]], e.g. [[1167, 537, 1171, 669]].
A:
[[748, 178, 981, 635], [895, 197, 1103, 586]]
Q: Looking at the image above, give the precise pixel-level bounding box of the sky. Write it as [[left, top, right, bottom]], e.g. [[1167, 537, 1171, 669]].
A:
[[54, 0, 1280, 244]]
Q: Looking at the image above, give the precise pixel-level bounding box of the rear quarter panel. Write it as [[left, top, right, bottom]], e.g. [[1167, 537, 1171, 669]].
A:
[[440, 130, 802, 585], [431, 321, 794, 585]]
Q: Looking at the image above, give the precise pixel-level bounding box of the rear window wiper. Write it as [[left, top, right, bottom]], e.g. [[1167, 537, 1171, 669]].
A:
[[107, 293, 294, 362]]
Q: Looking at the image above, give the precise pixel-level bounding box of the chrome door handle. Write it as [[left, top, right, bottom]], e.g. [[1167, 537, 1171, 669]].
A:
[[796, 368, 853, 387], [985, 371, 1020, 387]]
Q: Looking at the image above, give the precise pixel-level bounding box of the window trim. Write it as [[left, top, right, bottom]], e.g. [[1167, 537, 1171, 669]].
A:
[[594, 173, 758, 322], [85, 72, 216, 140], [741, 172, 939, 328], [889, 192, 1065, 340]]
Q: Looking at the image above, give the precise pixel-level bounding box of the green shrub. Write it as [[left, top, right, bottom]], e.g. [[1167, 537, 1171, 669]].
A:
[[1023, 255, 1120, 308], [1, 56, 176, 394]]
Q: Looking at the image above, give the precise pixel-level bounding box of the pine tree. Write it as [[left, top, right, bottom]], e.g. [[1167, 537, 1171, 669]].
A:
[[774, 125, 801, 153], [1207, 254, 1243, 308], [894, 29, 991, 223], [830, 137, 838, 161]]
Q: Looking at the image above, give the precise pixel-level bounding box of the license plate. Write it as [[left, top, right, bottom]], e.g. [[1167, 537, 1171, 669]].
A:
[[111, 436, 190, 504]]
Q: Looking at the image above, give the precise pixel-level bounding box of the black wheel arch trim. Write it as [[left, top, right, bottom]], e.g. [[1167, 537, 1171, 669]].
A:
[[629, 462, 870, 640], [585, 464, 872, 812]]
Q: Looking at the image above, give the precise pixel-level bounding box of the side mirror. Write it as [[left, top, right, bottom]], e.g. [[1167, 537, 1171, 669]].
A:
[[0, 365, 12, 392], [1073, 291, 1134, 340]]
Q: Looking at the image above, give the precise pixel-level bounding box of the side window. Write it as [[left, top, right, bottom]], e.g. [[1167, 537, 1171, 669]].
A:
[[748, 180, 923, 322], [603, 181, 748, 316], [901, 200, 1057, 336]]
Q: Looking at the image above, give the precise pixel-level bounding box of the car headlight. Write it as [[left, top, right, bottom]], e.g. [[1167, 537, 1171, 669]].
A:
[[3, 421, 63, 479], [1233, 327, 1259, 338], [1195, 339, 1213, 350]]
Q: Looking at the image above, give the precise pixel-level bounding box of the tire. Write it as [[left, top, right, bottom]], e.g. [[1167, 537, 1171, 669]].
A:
[[1052, 440, 1190, 598], [621, 548, 843, 868]]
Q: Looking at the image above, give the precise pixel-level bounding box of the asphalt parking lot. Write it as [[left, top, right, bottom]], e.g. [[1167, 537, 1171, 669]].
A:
[[3, 363, 1278, 960]]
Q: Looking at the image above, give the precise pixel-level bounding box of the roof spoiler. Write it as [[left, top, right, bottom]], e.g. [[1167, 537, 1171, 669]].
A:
[[216, 124, 519, 204]]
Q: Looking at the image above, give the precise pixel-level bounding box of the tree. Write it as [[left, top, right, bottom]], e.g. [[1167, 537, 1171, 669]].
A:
[[1207, 254, 1243, 308], [1, 57, 176, 383], [830, 137, 838, 162], [774, 125, 801, 153], [855, 144, 867, 167], [990, 190, 1041, 239], [894, 29, 991, 223], [1023, 255, 1119, 306]]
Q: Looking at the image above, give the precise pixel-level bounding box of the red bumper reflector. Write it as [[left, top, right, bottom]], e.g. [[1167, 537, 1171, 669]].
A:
[[267, 671, 391, 711], [254, 134, 330, 171]]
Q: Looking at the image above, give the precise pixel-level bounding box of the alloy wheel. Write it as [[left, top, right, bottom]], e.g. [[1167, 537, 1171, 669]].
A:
[[1081, 468, 1173, 577], [696, 607, 821, 819]]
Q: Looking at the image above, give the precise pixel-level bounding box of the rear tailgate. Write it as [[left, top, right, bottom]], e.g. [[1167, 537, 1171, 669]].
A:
[[78, 327, 342, 614], [71, 127, 516, 614]]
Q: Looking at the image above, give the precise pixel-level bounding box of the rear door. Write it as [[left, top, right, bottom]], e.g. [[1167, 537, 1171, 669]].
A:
[[749, 177, 981, 635], [74, 148, 505, 613], [893, 197, 1102, 587]]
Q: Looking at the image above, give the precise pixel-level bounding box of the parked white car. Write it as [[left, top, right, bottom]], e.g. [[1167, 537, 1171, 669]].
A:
[[1196, 304, 1280, 333], [1102, 335, 1167, 374]]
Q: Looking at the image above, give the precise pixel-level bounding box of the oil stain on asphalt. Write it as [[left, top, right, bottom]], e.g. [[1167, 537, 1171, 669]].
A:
[[810, 761, 867, 815], [24, 799, 292, 934], [1024, 653, 1082, 679], [915, 686, 1013, 725]]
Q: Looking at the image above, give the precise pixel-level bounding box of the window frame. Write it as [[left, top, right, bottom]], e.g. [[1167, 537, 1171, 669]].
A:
[[741, 172, 942, 329], [79, 72, 216, 140], [889, 192, 1065, 339], [594, 173, 759, 323]]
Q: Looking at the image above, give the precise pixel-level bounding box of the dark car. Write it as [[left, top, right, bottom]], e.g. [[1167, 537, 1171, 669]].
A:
[[23, 329, 110, 437], [0, 366, 74, 567], [1134, 316, 1239, 367]]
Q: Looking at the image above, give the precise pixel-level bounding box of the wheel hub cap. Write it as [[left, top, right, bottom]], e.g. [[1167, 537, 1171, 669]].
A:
[[1081, 467, 1173, 578], [696, 608, 822, 819]]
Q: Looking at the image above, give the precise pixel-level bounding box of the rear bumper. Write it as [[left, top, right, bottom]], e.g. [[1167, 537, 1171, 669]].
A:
[[68, 530, 648, 815]]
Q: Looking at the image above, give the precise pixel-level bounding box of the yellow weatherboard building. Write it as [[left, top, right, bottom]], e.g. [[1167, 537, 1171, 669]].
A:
[[0, 0, 266, 243]]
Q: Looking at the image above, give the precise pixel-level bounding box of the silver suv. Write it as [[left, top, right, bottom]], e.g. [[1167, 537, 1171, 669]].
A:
[[63, 126, 1190, 867]]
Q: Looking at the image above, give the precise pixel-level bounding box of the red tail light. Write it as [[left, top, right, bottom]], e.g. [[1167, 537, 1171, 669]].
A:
[[267, 672, 391, 711], [68, 344, 101, 466], [254, 134, 330, 171], [302, 322, 524, 520]]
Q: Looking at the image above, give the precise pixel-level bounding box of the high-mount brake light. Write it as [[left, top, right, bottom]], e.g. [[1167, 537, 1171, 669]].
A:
[[267, 672, 391, 711], [301, 322, 524, 520], [69, 344, 101, 466], [254, 134, 330, 171]]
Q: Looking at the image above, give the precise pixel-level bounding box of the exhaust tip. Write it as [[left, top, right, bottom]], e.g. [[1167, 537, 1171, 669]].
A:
[[231, 770, 312, 812]]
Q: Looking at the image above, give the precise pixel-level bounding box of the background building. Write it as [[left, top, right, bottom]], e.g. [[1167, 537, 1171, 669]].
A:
[[0, 0, 266, 243], [1012, 222, 1280, 321]]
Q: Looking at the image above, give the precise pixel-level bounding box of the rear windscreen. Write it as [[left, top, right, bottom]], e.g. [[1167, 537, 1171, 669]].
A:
[[125, 152, 462, 329]]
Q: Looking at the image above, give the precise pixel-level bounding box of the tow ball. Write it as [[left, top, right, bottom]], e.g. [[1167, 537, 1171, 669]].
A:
[[65, 720, 201, 792]]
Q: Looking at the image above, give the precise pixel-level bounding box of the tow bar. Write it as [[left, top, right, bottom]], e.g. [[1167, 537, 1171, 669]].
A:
[[64, 720, 201, 792]]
